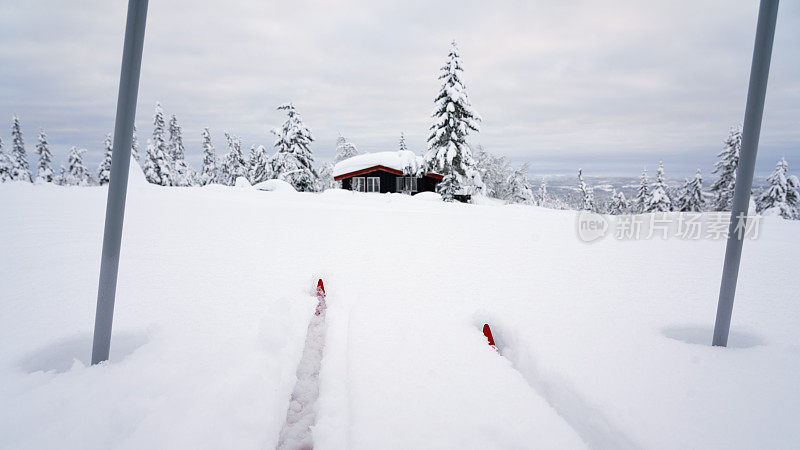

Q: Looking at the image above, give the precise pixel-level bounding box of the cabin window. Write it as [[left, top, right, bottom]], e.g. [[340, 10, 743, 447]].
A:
[[396, 176, 419, 192], [352, 177, 365, 192], [367, 177, 380, 192]]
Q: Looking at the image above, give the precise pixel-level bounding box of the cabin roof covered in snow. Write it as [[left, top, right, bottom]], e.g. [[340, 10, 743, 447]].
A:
[[333, 151, 429, 179]]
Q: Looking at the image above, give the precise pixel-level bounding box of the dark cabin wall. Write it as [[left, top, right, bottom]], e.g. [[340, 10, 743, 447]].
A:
[[419, 176, 440, 193], [340, 170, 395, 193], [340, 170, 440, 194]]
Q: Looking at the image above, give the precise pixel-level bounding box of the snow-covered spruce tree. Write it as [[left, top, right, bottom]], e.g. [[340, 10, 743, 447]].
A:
[[538, 179, 547, 206], [248, 144, 272, 185], [473, 145, 511, 199], [577, 169, 594, 211], [425, 41, 482, 200], [144, 103, 172, 186], [398, 132, 408, 152], [168, 115, 193, 186], [64, 146, 92, 186], [676, 169, 705, 212], [334, 134, 359, 163], [435, 173, 458, 201], [635, 168, 649, 213], [247, 145, 257, 182], [710, 125, 742, 211], [647, 161, 672, 212], [97, 133, 113, 185], [505, 164, 534, 205], [10, 116, 32, 182], [199, 127, 217, 185], [0, 137, 12, 182], [55, 164, 67, 185], [270, 103, 318, 191], [131, 125, 140, 164], [221, 132, 247, 186], [218, 141, 231, 185], [757, 157, 799, 219], [34, 129, 54, 183], [608, 190, 629, 215], [315, 162, 338, 192]]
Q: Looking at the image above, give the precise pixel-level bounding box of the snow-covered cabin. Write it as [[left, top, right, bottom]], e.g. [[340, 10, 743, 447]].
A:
[[333, 151, 442, 194]]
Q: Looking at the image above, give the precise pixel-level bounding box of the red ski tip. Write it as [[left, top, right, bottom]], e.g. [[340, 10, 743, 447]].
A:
[[317, 279, 325, 296], [483, 324, 496, 347], [315, 279, 326, 316]]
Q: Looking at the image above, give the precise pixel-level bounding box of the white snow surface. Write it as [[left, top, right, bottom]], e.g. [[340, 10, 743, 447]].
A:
[[332, 151, 425, 178], [1, 182, 799, 449]]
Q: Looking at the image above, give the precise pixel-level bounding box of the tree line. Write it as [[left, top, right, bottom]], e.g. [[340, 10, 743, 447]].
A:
[[571, 124, 799, 219], [1, 40, 797, 218]]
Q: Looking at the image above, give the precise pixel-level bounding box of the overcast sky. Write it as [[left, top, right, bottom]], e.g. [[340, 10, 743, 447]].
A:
[[1, 0, 798, 178]]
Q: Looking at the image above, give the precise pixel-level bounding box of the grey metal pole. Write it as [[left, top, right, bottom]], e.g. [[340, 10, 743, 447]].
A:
[[91, 0, 149, 365], [712, 0, 778, 347]]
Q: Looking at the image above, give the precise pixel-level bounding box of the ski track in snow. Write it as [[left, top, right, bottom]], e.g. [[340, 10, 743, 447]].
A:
[[276, 294, 327, 450], [480, 322, 639, 450]]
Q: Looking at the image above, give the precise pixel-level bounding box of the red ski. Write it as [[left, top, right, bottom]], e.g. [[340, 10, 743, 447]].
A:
[[483, 323, 497, 348], [315, 279, 326, 315]]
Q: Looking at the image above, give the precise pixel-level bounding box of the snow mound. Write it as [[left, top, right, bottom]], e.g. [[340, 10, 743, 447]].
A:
[[411, 191, 442, 202], [234, 177, 252, 188], [254, 179, 297, 192], [332, 151, 426, 178]]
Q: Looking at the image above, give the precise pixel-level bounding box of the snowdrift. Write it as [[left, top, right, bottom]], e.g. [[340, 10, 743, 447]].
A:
[[254, 179, 297, 192]]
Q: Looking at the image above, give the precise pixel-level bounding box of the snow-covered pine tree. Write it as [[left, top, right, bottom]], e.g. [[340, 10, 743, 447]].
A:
[[425, 41, 482, 200], [249, 144, 272, 185], [247, 145, 258, 183], [34, 129, 54, 183], [647, 161, 672, 212], [635, 168, 649, 213], [757, 157, 799, 219], [97, 133, 113, 185], [221, 132, 247, 186], [131, 124, 140, 163], [333, 134, 359, 163], [0, 137, 12, 182], [578, 169, 594, 211], [710, 125, 742, 211], [505, 164, 534, 205], [55, 163, 67, 185], [315, 162, 338, 192], [10, 116, 32, 182], [538, 179, 547, 206], [435, 173, 458, 202], [676, 169, 705, 212], [143, 139, 159, 185], [64, 146, 92, 186], [608, 190, 629, 215], [168, 114, 193, 186], [398, 132, 408, 152], [199, 128, 217, 185], [218, 142, 231, 185], [270, 103, 318, 191], [473, 145, 511, 199], [144, 103, 172, 186]]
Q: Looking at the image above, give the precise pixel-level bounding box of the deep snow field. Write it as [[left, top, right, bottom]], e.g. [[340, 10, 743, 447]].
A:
[[1, 170, 799, 449]]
